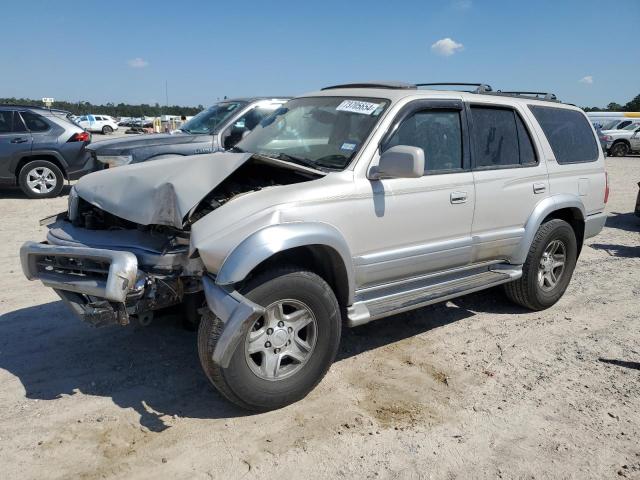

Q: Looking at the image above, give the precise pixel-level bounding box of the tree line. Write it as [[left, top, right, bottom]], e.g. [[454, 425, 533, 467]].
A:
[[0, 97, 205, 117], [582, 93, 640, 112]]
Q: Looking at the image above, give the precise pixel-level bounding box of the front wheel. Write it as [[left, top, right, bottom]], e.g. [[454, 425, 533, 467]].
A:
[[504, 219, 578, 311], [198, 268, 341, 411]]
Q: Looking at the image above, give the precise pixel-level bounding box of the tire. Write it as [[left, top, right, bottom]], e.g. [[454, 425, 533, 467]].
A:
[[610, 141, 629, 157], [102, 125, 113, 134], [504, 219, 578, 311], [198, 267, 341, 411], [18, 160, 64, 199]]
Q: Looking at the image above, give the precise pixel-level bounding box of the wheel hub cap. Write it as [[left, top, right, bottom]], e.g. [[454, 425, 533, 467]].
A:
[[244, 299, 317, 381], [538, 239, 566, 292]]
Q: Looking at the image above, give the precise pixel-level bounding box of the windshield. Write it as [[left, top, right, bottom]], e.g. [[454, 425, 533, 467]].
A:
[[181, 101, 247, 134], [235, 96, 389, 170], [602, 120, 619, 130]]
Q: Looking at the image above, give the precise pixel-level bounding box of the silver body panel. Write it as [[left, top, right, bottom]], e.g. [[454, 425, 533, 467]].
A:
[[21, 86, 607, 363]]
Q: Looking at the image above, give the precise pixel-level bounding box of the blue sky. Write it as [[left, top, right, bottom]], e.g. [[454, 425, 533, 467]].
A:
[[2, 0, 638, 107]]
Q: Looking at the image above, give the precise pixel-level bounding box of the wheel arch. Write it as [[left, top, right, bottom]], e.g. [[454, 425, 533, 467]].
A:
[[14, 153, 68, 179], [215, 223, 355, 307], [511, 195, 586, 265]]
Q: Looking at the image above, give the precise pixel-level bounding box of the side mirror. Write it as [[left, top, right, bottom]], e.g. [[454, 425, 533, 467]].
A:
[[368, 145, 425, 179]]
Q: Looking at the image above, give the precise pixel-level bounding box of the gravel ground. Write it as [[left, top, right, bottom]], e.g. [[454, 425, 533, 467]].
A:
[[0, 156, 638, 480]]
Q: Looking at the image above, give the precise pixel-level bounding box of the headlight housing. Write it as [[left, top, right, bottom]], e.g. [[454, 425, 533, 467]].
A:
[[96, 154, 133, 168]]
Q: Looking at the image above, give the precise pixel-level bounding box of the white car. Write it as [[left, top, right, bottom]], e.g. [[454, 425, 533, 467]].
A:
[[602, 123, 640, 156], [75, 114, 119, 134]]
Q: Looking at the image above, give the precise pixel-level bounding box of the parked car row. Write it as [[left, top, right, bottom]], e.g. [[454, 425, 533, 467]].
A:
[[19, 82, 609, 411]]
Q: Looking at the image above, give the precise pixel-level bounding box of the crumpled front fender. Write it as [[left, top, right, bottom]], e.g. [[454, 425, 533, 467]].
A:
[[202, 275, 265, 368]]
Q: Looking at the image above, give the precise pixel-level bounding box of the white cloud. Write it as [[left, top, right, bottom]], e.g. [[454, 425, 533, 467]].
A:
[[127, 57, 149, 68], [579, 75, 593, 84], [452, 0, 472, 10], [431, 38, 464, 57]]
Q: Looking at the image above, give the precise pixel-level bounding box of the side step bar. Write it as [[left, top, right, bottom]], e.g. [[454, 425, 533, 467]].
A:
[[346, 264, 522, 327]]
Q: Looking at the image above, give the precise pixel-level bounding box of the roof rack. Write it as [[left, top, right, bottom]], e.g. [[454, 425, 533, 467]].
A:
[[416, 83, 493, 93], [321, 81, 417, 91], [494, 91, 559, 102]]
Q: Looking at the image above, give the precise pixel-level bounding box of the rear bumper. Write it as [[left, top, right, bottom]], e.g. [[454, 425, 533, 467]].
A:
[[584, 211, 607, 239]]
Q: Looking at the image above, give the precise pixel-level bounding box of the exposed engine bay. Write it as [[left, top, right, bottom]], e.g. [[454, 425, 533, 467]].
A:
[[71, 156, 320, 232]]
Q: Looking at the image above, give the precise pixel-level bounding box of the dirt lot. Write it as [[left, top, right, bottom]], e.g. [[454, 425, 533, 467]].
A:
[[0, 156, 638, 480]]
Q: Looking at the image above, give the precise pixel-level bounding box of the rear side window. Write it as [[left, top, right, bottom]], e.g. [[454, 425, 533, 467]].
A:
[[21, 111, 50, 132], [386, 110, 463, 172], [529, 106, 598, 164]]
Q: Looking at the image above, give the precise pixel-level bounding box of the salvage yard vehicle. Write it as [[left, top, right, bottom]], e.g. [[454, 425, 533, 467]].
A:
[[88, 97, 289, 168], [0, 105, 94, 198], [75, 114, 119, 135], [20, 82, 608, 410], [601, 124, 640, 156]]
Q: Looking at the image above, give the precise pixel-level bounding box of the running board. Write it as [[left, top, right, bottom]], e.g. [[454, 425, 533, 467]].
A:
[[346, 264, 522, 327]]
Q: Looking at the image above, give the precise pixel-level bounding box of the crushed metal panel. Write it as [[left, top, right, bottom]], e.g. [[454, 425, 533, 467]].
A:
[[74, 152, 253, 228]]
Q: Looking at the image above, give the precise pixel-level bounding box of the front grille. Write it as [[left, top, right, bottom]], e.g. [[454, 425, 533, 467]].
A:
[[35, 254, 110, 281]]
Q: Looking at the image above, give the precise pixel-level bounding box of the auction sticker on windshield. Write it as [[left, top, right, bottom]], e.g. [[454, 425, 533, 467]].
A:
[[336, 100, 380, 115]]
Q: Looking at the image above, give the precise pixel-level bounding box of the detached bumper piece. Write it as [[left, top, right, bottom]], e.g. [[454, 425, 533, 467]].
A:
[[20, 242, 148, 327]]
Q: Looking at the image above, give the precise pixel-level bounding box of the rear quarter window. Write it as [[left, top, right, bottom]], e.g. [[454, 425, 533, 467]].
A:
[[529, 105, 598, 164]]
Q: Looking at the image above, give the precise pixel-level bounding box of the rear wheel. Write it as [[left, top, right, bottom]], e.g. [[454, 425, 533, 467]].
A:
[[18, 160, 64, 199], [504, 219, 577, 311], [102, 125, 113, 134], [198, 267, 341, 411], [610, 141, 629, 157]]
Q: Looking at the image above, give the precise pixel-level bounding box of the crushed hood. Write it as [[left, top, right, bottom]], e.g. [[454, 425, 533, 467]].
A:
[[75, 152, 253, 228]]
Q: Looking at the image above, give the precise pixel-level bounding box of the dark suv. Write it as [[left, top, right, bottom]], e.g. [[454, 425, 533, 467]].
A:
[[88, 97, 288, 168], [0, 105, 94, 198]]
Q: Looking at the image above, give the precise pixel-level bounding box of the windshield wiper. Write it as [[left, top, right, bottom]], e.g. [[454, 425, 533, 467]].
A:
[[269, 153, 341, 171]]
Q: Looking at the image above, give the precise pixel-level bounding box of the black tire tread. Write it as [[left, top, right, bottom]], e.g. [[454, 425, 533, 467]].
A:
[[504, 219, 575, 311], [197, 266, 340, 411]]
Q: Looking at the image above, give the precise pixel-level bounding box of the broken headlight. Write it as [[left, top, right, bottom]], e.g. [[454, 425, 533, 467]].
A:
[[96, 154, 133, 168]]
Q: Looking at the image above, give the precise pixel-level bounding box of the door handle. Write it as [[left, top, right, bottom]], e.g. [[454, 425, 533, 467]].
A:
[[11, 137, 28, 144], [533, 183, 547, 194], [450, 191, 468, 204]]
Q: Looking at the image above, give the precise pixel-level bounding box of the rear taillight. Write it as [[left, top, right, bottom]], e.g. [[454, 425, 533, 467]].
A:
[[604, 172, 610, 204], [68, 131, 90, 142]]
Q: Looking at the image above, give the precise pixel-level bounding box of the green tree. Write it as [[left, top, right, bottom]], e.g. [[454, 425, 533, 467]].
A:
[[606, 102, 623, 111], [624, 94, 640, 112]]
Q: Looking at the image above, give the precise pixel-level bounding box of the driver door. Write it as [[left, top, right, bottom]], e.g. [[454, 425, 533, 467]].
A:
[[352, 100, 475, 288]]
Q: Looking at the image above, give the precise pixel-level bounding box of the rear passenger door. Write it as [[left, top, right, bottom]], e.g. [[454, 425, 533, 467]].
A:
[[468, 103, 549, 263]]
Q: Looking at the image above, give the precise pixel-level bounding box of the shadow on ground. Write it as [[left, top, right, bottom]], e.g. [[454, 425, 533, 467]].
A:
[[0, 288, 521, 432], [590, 243, 640, 258], [604, 211, 640, 233]]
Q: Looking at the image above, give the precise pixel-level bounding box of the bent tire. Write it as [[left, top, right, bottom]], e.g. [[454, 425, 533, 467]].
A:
[[18, 160, 64, 199], [504, 219, 578, 311], [198, 267, 341, 411]]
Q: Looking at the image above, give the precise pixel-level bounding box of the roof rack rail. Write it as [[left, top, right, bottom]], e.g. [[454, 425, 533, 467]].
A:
[[321, 81, 417, 90], [494, 91, 559, 102], [415, 83, 493, 93]]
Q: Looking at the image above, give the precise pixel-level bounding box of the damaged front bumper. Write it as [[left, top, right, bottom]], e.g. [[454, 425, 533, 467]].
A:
[[20, 243, 265, 367], [20, 241, 182, 327]]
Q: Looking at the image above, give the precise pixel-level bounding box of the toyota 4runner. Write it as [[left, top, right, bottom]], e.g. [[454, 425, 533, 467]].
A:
[[20, 82, 608, 410]]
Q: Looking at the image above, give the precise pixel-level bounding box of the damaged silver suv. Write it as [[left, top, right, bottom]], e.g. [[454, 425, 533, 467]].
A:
[[21, 82, 608, 410]]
